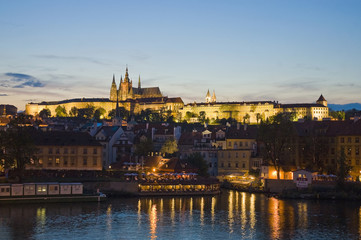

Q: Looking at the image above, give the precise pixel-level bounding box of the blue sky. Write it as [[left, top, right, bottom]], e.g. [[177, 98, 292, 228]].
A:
[[1, 0, 361, 111]]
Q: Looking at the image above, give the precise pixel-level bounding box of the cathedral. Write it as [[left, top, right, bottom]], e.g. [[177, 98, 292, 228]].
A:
[[25, 68, 184, 117], [110, 67, 163, 101]]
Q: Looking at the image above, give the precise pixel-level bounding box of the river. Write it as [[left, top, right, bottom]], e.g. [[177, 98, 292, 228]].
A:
[[0, 190, 360, 239]]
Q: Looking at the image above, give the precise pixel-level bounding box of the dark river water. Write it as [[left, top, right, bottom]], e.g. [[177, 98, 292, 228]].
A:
[[0, 190, 360, 240]]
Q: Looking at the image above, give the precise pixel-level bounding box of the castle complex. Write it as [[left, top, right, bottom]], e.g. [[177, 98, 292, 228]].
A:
[[25, 68, 184, 117], [25, 67, 329, 122]]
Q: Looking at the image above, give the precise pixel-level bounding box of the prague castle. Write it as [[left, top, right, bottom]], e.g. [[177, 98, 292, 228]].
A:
[[25, 67, 329, 122], [25, 68, 184, 117]]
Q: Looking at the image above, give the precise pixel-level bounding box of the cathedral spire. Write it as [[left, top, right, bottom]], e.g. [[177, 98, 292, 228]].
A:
[[110, 74, 117, 101], [211, 90, 216, 103], [124, 66, 129, 82], [205, 89, 211, 103], [138, 75, 141, 89]]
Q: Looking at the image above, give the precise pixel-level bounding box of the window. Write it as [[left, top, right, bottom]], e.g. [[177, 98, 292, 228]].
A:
[[341, 137, 344, 143], [93, 148, 97, 154], [236, 152, 238, 158], [228, 162, 231, 168], [71, 148, 76, 154], [228, 141, 231, 147], [71, 157, 75, 166], [48, 157, 52, 166], [356, 159, 360, 165], [347, 147, 352, 155], [38, 158, 43, 165], [228, 152, 231, 158], [93, 157, 97, 166], [55, 157, 60, 165], [242, 153, 246, 158], [356, 147, 360, 156], [242, 163, 246, 169], [83, 148, 88, 154], [48, 148, 53, 154], [55, 148, 60, 154], [348, 137, 352, 143], [209, 163, 212, 168], [245, 142, 249, 147], [235, 163, 239, 168], [64, 157, 68, 166], [331, 148, 335, 155], [221, 162, 224, 168], [83, 157, 87, 166], [356, 137, 360, 143], [239, 142, 243, 147], [64, 148, 68, 154]]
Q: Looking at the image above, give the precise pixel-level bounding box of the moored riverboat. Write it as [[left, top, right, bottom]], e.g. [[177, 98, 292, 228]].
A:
[[0, 182, 106, 203]]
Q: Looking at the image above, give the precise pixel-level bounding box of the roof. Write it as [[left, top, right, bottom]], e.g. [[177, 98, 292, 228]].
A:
[[280, 103, 326, 108], [317, 94, 326, 102], [95, 126, 121, 139], [133, 87, 162, 97], [36, 98, 111, 105], [166, 97, 184, 104], [32, 130, 101, 146], [225, 125, 258, 139], [178, 132, 202, 145]]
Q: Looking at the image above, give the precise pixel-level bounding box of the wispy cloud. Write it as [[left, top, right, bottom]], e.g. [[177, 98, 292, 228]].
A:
[[33, 54, 109, 65], [0, 73, 45, 88]]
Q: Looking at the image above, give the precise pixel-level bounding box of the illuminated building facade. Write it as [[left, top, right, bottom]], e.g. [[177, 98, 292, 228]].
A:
[[27, 131, 103, 171], [25, 68, 184, 117], [179, 92, 329, 123]]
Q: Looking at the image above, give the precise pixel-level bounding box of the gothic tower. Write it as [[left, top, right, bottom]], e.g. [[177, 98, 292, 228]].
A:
[[119, 67, 134, 101], [110, 74, 117, 101], [211, 90, 216, 103], [205, 89, 211, 103]]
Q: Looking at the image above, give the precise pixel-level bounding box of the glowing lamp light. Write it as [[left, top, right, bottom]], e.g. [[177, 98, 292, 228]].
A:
[[109, 166, 112, 169], [272, 171, 277, 176], [152, 168, 156, 172]]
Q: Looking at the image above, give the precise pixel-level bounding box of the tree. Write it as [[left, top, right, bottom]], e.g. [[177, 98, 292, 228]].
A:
[[69, 107, 78, 117], [256, 113, 262, 124], [55, 105, 67, 117], [336, 151, 352, 186], [301, 124, 328, 172], [0, 127, 38, 181], [78, 104, 95, 119], [160, 139, 178, 157], [94, 107, 106, 120], [39, 108, 51, 118], [258, 113, 294, 179], [330, 110, 345, 120], [185, 153, 209, 177], [243, 113, 250, 124], [198, 111, 206, 123], [134, 138, 154, 157]]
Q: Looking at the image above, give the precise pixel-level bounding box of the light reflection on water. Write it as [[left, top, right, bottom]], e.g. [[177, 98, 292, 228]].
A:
[[0, 190, 361, 239]]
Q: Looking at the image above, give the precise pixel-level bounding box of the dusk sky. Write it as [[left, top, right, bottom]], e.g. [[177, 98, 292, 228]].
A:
[[1, 0, 361, 111]]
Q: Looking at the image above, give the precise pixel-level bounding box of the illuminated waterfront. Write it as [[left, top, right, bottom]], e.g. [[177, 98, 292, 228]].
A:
[[0, 190, 360, 239]]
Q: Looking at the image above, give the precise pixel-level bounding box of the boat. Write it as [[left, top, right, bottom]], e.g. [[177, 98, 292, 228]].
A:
[[0, 182, 106, 204]]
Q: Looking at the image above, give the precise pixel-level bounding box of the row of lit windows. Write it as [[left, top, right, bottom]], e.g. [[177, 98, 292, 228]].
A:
[[38, 147, 99, 155], [36, 156, 98, 166], [227, 141, 251, 148], [340, 137, 360, 144], [220, 151, 248, 158], [220, 162, 247, 169]]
